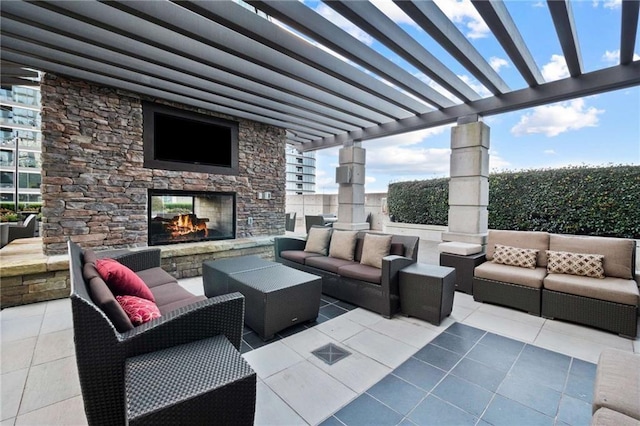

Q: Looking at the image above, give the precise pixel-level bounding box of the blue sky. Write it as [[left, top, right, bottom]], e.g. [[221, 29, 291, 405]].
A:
[[296, 0, 640, 194]]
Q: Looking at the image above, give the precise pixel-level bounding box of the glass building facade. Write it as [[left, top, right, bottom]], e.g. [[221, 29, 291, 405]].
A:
[[0, 83, 42, 210], [285, 145, 316, 194]]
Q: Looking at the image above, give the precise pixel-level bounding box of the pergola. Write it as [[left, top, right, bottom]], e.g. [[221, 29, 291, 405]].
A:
[[1, 0, 639, 240]]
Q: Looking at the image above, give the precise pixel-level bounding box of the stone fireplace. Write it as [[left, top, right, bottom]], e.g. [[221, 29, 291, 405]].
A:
[[148, 190, 235, 246]]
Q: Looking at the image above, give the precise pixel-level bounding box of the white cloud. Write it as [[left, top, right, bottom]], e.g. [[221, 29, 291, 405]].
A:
[[544, 149, 556, 155], [603, 0, 622, 9], [366, 126, 450, 149], [313, 3, 374, 45], [367, 147, 451, 175], [459, 74, 491, 98], [511, 98, 604, 137], [489, 150, 510, 171], [603, 49, 640, 64], [371, 0, 417, 28], [489, 57, 509, 73], [541, 54, 570, 81], [433, 0, 489, 39]]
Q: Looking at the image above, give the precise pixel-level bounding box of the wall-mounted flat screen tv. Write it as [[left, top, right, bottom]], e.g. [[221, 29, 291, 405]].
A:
[[143, 101, 239, 175]]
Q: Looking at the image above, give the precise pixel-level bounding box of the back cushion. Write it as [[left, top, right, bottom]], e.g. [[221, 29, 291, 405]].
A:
[[82, 262, 134, 332], [354, 237, 365, 262], [304, 227, 332, 255], [328, 230, 358, 261], [390, 242, 404, 256], [549, 234, 634, 279], [486, 230, 550, 267]]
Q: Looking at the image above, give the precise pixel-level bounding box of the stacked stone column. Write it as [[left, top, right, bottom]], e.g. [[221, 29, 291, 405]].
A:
[[442, 117, 490, 247], [333, 142, 370, 231]]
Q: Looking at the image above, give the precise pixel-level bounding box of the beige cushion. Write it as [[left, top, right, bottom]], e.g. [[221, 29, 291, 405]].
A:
[[360, 233, 392, 269], [591, 408, 640, 426], [593, 349, 640, 420], [549, 234, 635, 279], [492, 244, 538, 269], [438, 242, 482, 256], [329, 230, 358, 261], [486, 230, 550, 267], [546, 250, 605, 278], [304, 227, 332, 255], [544, 274, 639, 306], [474, 262, 546, 289]]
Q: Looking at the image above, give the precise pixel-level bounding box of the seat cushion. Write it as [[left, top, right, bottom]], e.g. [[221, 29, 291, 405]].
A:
[[591, 408, 640, 426], [306, 256, 356, 274], [280, 250, 322, 265], [338, 263, 382, 284], [544, 273, 639, 306], [593, 349, 640, 420], [136, 267, 178, 288], [151, 282, 201, 309], [474, 262, 546, 289], [158, 295, 208, 315]]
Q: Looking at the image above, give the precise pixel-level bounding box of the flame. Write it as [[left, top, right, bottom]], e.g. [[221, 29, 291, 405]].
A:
[[168, 214, 209, 238]]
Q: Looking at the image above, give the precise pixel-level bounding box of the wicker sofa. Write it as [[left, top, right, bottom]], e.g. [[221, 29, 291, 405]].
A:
[[68, 241, 256, 425], [473, 230, 639, 338], [274, 227, 419, 318]]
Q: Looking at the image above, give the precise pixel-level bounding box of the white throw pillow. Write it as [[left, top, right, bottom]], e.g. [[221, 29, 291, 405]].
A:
[[329, 230, 358, 261], [304, 227, 332, 256], [360, 233, 392, 269]]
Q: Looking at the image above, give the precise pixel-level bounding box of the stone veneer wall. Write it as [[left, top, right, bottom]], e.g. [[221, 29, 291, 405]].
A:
[[40, 73, 286, 256]]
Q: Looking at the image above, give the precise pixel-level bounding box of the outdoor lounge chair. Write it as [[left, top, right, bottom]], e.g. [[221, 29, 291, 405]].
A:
[[6, 214, 37, 244]]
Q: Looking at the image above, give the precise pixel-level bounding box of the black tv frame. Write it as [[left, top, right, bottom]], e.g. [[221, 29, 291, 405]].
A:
[[142, 101, 239, 175]]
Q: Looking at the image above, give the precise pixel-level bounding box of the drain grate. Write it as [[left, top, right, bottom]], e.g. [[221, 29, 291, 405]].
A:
[[311, 343, 351, 365]]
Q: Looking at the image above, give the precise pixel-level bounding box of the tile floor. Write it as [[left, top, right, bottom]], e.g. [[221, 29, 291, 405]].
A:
[[2, 247, 639, 425]]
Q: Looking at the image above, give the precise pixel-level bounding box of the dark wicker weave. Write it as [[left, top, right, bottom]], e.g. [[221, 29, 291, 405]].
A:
[[542, 289, 638, 338], [126, 335, 256, 426], [439, 252, 486, 295], [473, 277, 542, 315], [68, 241, 256, 425], [399, 263, 456, 325]]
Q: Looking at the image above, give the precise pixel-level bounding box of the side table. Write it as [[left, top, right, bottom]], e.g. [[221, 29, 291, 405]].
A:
[[439, 252, 486, 295], [399, 263, 456, 326]]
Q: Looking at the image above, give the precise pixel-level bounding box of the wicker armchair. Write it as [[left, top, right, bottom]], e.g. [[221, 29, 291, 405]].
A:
[[7, 214, 37, 243], [68, 241, 256, 425]]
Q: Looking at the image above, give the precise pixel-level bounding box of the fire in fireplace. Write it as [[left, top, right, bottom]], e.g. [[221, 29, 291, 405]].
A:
[[148, 190, 235, 246]]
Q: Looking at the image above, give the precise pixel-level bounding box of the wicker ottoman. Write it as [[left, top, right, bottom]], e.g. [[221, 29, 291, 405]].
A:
[[203, 255, 278, 297], [126, 335, 256, 425], [399, 263, 456, 325], [227, 265, 322, 340]]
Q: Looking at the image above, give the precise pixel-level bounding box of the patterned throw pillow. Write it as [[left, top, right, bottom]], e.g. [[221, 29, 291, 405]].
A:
[[304, 227, 332, 255], [492, 244, 538, 269], [96, 258, 155, 302], [116, 295, 161, 326], [546, 250, 605, 278]]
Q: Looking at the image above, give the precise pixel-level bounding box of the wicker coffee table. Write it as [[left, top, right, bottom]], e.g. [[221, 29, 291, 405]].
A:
[[203, 256, 322, 340]]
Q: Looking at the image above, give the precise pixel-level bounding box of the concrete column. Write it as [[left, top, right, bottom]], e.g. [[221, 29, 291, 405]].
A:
[[442, 116, 490, 246], [333, 141, 370, 230]]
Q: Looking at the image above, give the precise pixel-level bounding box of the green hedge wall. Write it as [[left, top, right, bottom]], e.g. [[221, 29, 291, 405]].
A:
[[387, 165, 640, 239]]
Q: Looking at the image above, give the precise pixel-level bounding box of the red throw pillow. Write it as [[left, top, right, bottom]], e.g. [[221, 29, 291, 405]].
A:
[[96, 258, 155, 302], [115, 295, 161, 326]]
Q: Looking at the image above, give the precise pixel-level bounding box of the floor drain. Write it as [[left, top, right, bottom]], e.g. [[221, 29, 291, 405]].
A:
[[312, 343, 351, 365]]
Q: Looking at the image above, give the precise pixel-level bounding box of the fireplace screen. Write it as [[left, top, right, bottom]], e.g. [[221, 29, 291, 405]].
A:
[[148, 190, 235, 246]]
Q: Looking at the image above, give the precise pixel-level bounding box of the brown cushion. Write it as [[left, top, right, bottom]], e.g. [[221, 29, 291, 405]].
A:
[[86, 274, 134, 332], [360, 233, 392, 269], [390, 242, 404, 256], [549, 234, 635, 279], [150, 282, 200, 308], [492, 244, 538, 269], [354, 237, 365, 262], [328, 230, 358, 261], [546, 250, 605, 278], [82, 248, 98, 266], [543, 274, 639, 305], [486, 230, 550, 266], [304, 227, 332, 255], [306, 256, 356, 274], [136, 267, 178, 288], [474, 262, 546, 289], [158, 295, 207, 315], [280, 250, 322, 265], [593, 349, 640, 420], [338, 263, 382, 284]]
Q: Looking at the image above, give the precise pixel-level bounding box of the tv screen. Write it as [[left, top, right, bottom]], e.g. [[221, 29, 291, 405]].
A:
[[143, 102, 239, 175]]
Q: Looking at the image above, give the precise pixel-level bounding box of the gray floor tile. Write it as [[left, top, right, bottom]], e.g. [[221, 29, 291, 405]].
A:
[[478, 332, 525, 355], [333, 393, 403, 426], [496, 373, 562, 417], [32, 329, 74, 366], [13, 396, 87, 426], [18, 357, 81, 415], [466, 338, 522, 372], [366, 374, 426, 416], [392, 358, 446, 392], [482, 395, 554, 426], [431, 374, 493, 417], [408, 395, 478, 426], [430, 331, 477, 355], [1, 337, 36, 374], [1, 316, 42, 343], [444, 323, 486, 342], [510, 345, 571, 392], [556, 394, 592, 426], [1, 369, 28, 421], [411, 343, 462, 372], [450, 357, 506, 393]]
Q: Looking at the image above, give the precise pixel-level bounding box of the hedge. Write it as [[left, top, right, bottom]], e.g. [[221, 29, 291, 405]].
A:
[[387, 165, 640, 239]]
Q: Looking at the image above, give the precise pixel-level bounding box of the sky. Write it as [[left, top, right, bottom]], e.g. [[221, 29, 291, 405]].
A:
[[295, 0, 640, 194]]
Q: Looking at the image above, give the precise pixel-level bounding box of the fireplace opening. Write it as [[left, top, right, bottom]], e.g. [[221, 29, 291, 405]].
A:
[[148, 190, 235, 246]]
